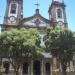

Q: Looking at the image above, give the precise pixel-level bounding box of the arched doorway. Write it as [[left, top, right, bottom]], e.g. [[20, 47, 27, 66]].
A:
[[3, 62, 9, 74], [45, 63, 51, 75], [23, 62, 28, 74], [33, 60, 41, 75]]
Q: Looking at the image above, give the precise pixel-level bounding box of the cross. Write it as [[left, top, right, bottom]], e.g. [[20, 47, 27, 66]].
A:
[[35, 0, 40, 9]]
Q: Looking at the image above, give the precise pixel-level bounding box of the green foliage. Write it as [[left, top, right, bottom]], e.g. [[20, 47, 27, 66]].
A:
[[0, 28, 43, 75], [44, 27, 75, 63], [0, 28, 42, 59]]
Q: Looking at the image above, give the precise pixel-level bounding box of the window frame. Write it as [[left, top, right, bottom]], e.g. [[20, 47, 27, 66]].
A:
[[57, 8, 62, 18], [10, 3, 17, 14]]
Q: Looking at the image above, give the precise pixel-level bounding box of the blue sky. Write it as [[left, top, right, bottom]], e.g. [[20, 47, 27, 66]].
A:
[[0, 0, 75, 31]]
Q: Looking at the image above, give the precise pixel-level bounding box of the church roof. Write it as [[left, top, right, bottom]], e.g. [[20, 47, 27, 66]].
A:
[[22, 15, 50, 24], [20, 9, 50, 26]]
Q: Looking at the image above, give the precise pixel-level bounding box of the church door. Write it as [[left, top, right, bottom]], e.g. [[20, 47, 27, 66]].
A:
[[23, 62, 28, 74], [33, 60, 41, 75], [45, 63, 51, 75]]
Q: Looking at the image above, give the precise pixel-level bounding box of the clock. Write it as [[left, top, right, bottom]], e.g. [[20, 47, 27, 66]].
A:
[[9, 16, 16, 23], [34, 19, 40, 25], [58, 21, 64, 28]]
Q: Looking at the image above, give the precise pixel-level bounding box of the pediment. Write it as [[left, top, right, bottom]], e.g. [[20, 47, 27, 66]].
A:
[[23, 17, 49, 28]]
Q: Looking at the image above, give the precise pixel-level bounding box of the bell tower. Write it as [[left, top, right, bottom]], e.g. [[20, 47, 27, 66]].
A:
[[48, 0, 68, 28], [3, 0, 23, 29]]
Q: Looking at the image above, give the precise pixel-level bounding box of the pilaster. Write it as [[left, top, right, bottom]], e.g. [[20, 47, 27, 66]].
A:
[[31, 60, 33, 75], [41, 59, 44, 75]]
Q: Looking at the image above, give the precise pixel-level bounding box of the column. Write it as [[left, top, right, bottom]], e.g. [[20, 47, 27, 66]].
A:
[[70, 61, 73, 71], [60, 62, 62, 74], [50, 64, 53, 75], [53, 58, 57, 75], [31, 60, 33, 75], [73, 60, 75, 74], [28, 62, 29, 75], [9, 63, 12, 71], [43, 61, 45, 75], [69, 61, 73, 75]]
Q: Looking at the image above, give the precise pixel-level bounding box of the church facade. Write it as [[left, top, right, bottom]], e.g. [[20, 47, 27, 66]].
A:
[[1, 0, 70, 75]]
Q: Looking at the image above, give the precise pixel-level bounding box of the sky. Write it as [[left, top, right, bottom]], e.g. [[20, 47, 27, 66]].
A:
[[0, 0, 75, 31]]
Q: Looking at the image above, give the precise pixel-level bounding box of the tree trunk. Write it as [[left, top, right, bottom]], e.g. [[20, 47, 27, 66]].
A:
[[61, 61, 67, 75], [14, 64, 20, 75], [5, 68, 9, 74], [15, 70, 19, 75]]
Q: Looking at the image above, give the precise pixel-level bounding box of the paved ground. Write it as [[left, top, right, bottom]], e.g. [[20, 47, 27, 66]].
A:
[[3, 72, 15, 75], [2, 72, 75, 75]]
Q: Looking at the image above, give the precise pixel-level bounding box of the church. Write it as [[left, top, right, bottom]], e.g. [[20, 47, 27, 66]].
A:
[[1, 0, 69, 75], [3, 0, 67, 30]]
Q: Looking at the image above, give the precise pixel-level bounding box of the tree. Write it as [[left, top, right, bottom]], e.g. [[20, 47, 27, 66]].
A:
[[0, 28, 41, 75], [43, 27, 75, 75]]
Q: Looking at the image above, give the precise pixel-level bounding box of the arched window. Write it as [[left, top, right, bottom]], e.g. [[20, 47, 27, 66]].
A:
[[57, 9, 62, 18], [10, 3, 17, 14]]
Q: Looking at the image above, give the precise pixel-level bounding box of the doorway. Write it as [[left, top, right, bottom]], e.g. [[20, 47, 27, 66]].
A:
[[33, 60, 41, 75], [23, 62, 28, 74], [3, 62, 9, 74], [45, 63, 51, 75]]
